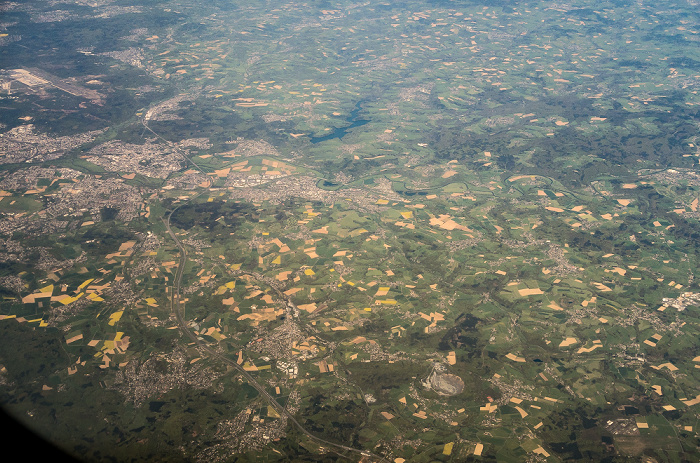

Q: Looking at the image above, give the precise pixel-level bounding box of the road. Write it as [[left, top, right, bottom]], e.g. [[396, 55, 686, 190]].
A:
[[145, 106, 387, 462], [162, 212, 385, 462]]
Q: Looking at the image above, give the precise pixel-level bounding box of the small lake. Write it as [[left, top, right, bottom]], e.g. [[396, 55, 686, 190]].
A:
[[309, 101, 370, 144]]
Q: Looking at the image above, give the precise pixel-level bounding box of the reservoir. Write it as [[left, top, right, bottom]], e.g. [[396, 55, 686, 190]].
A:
[[310, 101, 370, 144]]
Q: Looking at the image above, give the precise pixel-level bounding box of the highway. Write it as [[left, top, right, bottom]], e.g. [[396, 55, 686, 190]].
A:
[[162, 212, 385, 462], [145, 107, 387, 462]]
